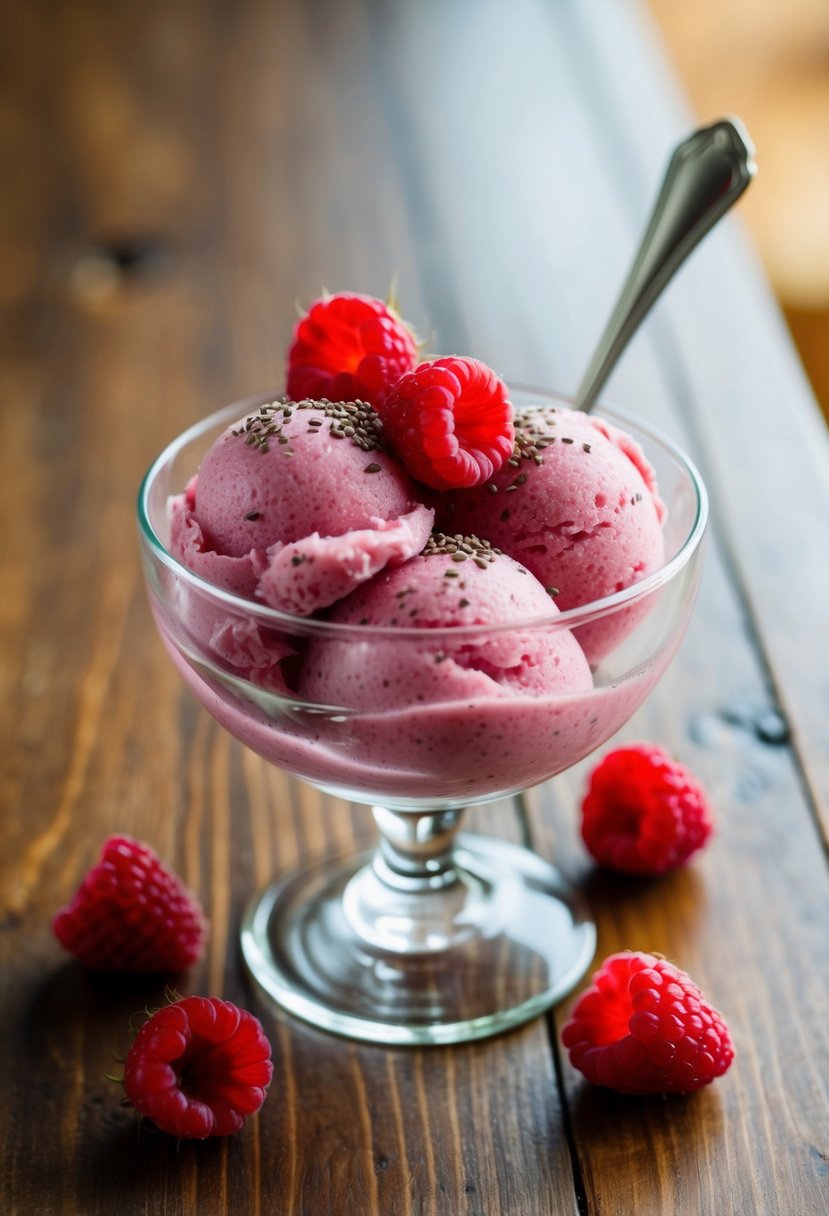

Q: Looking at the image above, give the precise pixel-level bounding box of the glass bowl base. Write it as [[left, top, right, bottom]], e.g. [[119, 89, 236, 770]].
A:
[[241, 834, 596, 1046]]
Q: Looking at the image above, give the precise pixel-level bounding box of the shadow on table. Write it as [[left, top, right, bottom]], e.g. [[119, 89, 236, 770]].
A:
[[22, 959, 177, 1058], [568, 1078, 724, 1201], [577, 863, 709, 950]]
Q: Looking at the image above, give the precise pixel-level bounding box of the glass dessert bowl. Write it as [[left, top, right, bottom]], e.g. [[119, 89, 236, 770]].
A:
[[138, 387, 708, 1046]]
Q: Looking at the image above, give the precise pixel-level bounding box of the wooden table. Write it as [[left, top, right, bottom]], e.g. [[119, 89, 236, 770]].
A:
[[3, 2, 828, 1213]]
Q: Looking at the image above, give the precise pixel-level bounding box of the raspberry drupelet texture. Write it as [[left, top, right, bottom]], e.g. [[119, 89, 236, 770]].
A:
[[581, 743, 714, 875], [380, 356, 515, 490], [123, 996, 273, 1138], [286, 292, 418, 409], [52, 835, 207, 972], [562, 951, 734, 1094]]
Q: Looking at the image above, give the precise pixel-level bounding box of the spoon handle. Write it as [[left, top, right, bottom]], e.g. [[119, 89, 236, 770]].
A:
[[574, 117, 756, 414]]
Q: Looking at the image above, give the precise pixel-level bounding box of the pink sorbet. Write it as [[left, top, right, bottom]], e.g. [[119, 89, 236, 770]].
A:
[[300, 534, 592, 711], [169, 398, 434, 615], [437, 406, 666, 662]]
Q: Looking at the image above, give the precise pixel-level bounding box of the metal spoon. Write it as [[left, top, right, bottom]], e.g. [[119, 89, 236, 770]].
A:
[[574, 117, 756, 414]]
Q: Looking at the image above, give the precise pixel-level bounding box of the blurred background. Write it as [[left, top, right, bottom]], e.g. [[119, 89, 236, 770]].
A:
[[4, 0, 828, 423], [647, 0, 829, 422]]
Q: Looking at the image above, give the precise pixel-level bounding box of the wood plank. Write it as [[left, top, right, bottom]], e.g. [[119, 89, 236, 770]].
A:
[[0, 1, 579, 1213], [365, 1, 829, 1213], [533, 589, 829, 1215], [540, 4, 829, 1214], [560, 0, 829, 834]]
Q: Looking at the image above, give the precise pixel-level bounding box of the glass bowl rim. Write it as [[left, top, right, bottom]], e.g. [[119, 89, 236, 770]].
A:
[[137, 386, 708, 640]]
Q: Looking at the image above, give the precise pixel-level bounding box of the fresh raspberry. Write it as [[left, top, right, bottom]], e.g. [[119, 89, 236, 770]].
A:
[[123, 995, 273, 1138], [562, 951, 734, 1094], [580, 743, 714, 875], [285, 291, 418, 409], [53, 835, 207, 972], [380, 356, 515, 490]]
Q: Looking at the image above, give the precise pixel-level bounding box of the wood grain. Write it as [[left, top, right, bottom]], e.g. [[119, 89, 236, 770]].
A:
[[566, 0, 829, 836], [2, 0, 828, 1214], [0, 2, 575, 1213], [371, 5, 829, 1213]]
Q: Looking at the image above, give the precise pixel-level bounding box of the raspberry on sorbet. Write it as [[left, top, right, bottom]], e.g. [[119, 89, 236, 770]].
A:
[[380, 355, 515, 490], [285, 291, 418, 409]]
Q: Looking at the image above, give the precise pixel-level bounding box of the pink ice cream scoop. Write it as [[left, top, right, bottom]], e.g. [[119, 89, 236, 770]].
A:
[[169, 398, 434, 615], [300, 532, 592, 710], [437, 407, 666, 663]]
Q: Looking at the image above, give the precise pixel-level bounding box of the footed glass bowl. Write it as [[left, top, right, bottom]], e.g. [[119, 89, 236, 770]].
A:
[[137, 388, 707, 1045]]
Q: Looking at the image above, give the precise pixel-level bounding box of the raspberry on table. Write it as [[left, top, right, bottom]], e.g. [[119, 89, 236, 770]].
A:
[[580, 743, 714, 875], [562, 951, 734, 1094], [52, 835, 207, 972], [123, 995, 273, 1138], [380, 356, 515, 490], [285, 291, 418, 409]]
